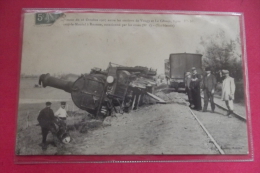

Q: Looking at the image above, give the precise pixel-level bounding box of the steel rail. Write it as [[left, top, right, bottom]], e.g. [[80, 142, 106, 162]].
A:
[[188, 108, 225, 155], [156, 88, 246, 122], [201, 96, 246, 122]]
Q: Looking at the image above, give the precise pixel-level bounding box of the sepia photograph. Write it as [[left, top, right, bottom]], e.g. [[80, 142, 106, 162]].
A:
[[16, 10, 249, 155]]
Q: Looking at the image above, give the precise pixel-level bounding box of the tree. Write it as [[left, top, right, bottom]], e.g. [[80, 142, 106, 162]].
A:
[[197, 29, 243, 81], [197, 29, 245, 102]]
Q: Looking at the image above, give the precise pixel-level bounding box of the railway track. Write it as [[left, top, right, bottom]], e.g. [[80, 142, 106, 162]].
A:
[[156, 88, 247, 122], [188, 106, 247, 155], [200, 96, 246, 122], [188, 108, 225, 154], [155, 89, 247, 154]]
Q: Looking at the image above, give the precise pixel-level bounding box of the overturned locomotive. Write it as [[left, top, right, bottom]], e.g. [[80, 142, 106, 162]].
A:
[[39, 63, 162, 117]]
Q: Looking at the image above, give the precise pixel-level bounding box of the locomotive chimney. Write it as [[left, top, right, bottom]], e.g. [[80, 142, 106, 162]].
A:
[[39, 73, 73, 93]]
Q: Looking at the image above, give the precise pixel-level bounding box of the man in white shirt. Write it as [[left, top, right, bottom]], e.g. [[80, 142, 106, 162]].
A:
[[55, 102, 68, 121], [221, 70, 236, 117]]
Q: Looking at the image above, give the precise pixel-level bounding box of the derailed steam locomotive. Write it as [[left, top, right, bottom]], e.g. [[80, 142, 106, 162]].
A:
[[39, 63, 161, 117]]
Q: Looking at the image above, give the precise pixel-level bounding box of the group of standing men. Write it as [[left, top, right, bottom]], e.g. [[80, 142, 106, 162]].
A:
[[37, 101, 68, 150], [185, 67, 236, 117]]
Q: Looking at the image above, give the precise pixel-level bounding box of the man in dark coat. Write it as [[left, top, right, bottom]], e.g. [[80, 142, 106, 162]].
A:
[[190, 67, 202, 111], [202, 67, 217, 112], [184, 72, 193, 107], [37, 102, 57, 150]]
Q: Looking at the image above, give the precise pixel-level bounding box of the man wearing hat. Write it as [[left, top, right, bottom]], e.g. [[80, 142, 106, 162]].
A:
[[202, 67, 217, 112], [55, 102, 68, 121], [221, 70, 236, 117], [37, 102, 57, 150], [184, 71, 193, 107], [190, 67, 202, 111]]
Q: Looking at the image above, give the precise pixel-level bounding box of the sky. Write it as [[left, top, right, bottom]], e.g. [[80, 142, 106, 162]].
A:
[[21, 11, 242, 75]]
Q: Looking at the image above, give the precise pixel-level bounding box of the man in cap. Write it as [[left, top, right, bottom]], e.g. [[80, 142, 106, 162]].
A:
[[190, 67, 202, 111], [221, 70, 236, 117], [202, 67, 217, 112], [55, 102, 68, 121], [184, 71, 193, 107], [37, 102, 57, 150]]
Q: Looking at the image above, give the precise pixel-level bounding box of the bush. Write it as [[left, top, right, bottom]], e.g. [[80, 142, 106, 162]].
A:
[[234, 81, 244, 103], [214, 81, 244, 103]]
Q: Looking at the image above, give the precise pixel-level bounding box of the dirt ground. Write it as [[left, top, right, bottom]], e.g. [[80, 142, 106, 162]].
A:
[[156, 90, 249, 154], [16, 103, 220, 155], [65, 104, 218, 155], [194, 108, 248, 154], [16, 79, 249, 155]]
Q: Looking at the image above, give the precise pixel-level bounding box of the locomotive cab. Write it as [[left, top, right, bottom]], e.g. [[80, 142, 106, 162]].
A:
[[74, 64, 132, 116], [103, 65, 132, 114]]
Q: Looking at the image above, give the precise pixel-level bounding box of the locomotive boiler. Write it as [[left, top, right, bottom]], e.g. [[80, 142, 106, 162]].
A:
[[39, 63, 159, 117]]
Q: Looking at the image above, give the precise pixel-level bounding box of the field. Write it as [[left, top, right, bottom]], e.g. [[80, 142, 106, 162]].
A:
[[19, 78, 72, 103]]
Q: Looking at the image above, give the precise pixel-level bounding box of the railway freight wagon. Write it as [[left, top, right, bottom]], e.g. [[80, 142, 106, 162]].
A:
[[168, 53, 203, 91]]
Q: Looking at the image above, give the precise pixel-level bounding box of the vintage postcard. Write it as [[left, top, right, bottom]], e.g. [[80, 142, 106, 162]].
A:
[[16, 9, 250, 156]]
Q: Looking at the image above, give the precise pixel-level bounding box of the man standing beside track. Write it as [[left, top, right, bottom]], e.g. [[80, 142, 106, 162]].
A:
[[190, 67, 202, 111], [202, 67, 217, 113], [221, 70, 236, 117], [185, 72, 193, 108]]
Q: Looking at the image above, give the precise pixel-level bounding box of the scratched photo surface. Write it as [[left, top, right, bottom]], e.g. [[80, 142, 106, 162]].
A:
[[16, 10, 249, 155]]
